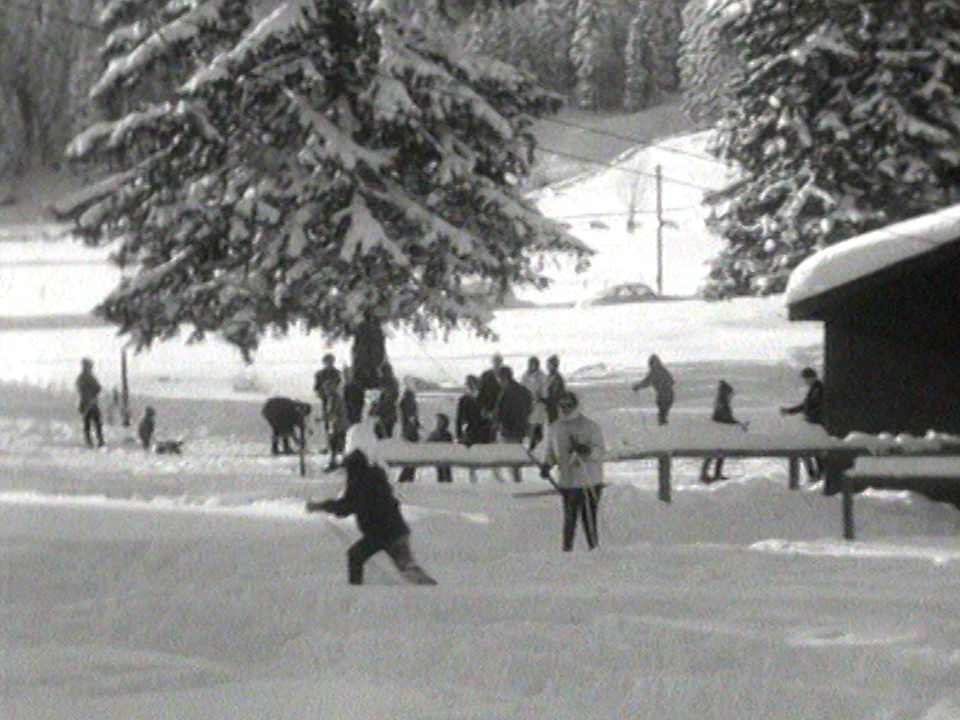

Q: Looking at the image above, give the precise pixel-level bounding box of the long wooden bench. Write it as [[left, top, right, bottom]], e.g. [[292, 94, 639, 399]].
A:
[[371, 440, 865, 503], [841, 455, 960, 540]]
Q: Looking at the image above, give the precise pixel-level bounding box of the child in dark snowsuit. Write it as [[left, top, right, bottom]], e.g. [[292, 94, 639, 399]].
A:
[[307, 449, 436, 586], [701, 380, 749, 483], [427, 413, 454, 483]]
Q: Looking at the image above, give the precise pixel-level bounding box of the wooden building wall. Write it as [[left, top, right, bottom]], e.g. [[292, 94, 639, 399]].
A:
[[820, 252, 960, 438]]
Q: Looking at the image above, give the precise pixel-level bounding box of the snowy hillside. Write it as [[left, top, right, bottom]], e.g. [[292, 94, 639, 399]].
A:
[[0, 130, 732, 319], [527, 130, 733, 303]]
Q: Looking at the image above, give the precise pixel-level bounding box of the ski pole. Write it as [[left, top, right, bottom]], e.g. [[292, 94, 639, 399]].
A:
[[523, 444, 560, 492]]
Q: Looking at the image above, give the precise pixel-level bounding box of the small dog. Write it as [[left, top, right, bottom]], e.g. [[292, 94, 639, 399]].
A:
[[155, 439, 184, 455]]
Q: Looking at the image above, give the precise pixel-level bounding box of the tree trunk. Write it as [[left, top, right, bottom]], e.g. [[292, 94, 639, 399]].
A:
[[0, 82, 26, 204], [351, 317, 387, 390]]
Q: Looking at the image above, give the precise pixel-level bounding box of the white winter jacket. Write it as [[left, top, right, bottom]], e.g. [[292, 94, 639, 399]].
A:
[[542, 410, 605, 489], [521, 368, 548, 425]]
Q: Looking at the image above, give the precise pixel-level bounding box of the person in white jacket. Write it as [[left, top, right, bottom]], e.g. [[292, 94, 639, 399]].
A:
[[540, 391, 605, 551], [521, 356, 548, 451]]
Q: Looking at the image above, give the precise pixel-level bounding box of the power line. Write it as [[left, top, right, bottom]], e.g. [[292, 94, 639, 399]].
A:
[[538, 115, 717, 164], [537, 145, 716, 192]]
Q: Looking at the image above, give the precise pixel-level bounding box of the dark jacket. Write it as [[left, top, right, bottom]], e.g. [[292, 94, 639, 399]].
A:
[[322, 450, 409, 544], [428, 428, 454, 443], [456, 394, 495, 445], [712, 392, 740, 425], [313, 367, 342, 398], [784, 380, 824, 425], [477, 368, 502, 414], [343, 380, 365, 425], [76, 370, 101, 414], [399, 389, 420, 442], [633, 362, 675, 403], [372, 374, 399, 428], [545, 371, 566, 424], [495, 379, 533, 440]]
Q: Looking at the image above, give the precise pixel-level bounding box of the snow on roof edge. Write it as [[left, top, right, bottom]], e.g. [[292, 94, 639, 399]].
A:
[[785, 203, 960, 308]]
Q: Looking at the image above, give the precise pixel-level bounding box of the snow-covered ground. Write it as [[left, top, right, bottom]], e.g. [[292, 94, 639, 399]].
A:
[[4, 224, 960, 719]]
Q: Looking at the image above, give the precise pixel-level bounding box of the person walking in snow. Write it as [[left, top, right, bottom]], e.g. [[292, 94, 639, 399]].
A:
[[780, 366, 825, 480], [544, 354, 566, 425], [632, 353, 675, 425], [427, 412, 454, 483], [306, 447, 436, 586], [494, 365, 533, 482], [76, 358, 104, 448], [700, 380, 749, 483], [521, 356, 548, 450], [541, 392, 605, 551]]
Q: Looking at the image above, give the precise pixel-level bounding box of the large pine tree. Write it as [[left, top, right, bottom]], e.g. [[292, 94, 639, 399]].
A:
[[67, 0, 588, 377], [704, 0, 960, 298], [678, 0, 742, 128]]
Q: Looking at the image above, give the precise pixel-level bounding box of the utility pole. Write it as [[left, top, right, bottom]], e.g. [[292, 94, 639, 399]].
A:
[[655, 164, 664, 296]]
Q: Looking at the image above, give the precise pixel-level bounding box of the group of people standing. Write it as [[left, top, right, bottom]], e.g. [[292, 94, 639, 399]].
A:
[[454, 353, 566, 482], [311, 351, 609, 557], [453, 352, 608, 552]]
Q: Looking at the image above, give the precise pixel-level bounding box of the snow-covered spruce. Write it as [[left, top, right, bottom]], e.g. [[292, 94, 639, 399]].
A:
[[703, 0, 960, 298], [66, 0, 590, 362]]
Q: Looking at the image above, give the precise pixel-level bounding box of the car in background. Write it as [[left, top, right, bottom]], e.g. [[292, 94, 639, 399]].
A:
[[576, 282, 659, 308]]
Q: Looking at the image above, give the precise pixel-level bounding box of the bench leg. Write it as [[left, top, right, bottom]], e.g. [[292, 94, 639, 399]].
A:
[[788, 457, 800, 490], [842, 476, 855, 540], [658, 455, 671, 504]]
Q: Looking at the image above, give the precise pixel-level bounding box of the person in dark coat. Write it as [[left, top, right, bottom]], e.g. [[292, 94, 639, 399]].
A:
[[495, 365, 533, 482], [427, 412, 454, 483], [137, 406, 156, 450], [261, 397, 312, 455], [477, 353, 505, 418], [371, 362, 400, 439], [342, 365, 365, 426], [700, 380, 749, 483], [544, 354, 566, 425], [306, 448, 437, 585], [398, 379, 421, 483], [632, 353, 675, 425], [455, 374, 502, 483], [76, 358, 104, 448], [780, 367, 825, 479]]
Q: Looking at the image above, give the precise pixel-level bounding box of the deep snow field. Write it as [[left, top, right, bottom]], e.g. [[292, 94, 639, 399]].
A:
[[5, 115, 960, 720], [4, 236, 960, 719]]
